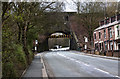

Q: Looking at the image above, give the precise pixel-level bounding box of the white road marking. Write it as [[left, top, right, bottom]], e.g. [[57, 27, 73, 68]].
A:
[[84, 64, 90, 66], [57, 53, 91, 68], [94, 68, 110, 74], [56, 52, 119, 77]]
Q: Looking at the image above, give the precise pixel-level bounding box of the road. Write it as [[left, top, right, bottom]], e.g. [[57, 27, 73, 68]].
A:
[[43, 50, 119, 78]]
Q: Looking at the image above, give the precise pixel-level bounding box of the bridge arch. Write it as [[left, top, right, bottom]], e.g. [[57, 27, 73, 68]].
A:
[[48, 32, 71, 49], [37, 30, 78, 52]]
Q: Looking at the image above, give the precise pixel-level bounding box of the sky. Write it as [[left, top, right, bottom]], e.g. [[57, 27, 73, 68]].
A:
[[6, 0, 77, 12], [64, 0, 77, 12], [3, 0, 120, 12], [62, 0, 120, 12]]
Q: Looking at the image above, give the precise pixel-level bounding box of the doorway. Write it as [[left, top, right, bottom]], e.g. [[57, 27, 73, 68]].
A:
[[118, 44, 120, 50]]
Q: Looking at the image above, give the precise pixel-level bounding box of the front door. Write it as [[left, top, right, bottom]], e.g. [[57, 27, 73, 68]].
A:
[[118, 44, 120, 50]]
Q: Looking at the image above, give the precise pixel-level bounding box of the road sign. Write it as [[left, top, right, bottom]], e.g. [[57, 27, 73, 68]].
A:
[[35, 40, 38, 44], [49, 35, 71, 38], [84, 37, 88, 42]]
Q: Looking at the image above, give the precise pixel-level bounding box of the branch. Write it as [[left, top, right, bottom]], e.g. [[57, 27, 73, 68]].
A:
[[42, 2, 55, 11], [27, 25, 34, 31], [2, 15, 10, 22], [71, 0, 77, 4], [2, 2, 12, 23]]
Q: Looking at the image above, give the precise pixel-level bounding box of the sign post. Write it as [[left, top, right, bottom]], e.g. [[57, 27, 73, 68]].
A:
[[34, 40, 38, 53], [84, 36, 88, 52]]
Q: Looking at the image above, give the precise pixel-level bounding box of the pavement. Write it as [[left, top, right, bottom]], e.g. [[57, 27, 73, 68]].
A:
[[43, 50, 120, 78], [22, 53, 43, 78]]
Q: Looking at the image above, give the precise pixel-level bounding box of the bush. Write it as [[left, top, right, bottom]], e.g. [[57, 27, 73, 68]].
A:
[[28, 46, 34, 63], [15, 44, 27, 68], [2, 62, 17, 78], [2, 44, 28, 78]]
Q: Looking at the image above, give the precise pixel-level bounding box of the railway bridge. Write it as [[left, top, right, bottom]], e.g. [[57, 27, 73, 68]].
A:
[[37, 30, 78, 52]]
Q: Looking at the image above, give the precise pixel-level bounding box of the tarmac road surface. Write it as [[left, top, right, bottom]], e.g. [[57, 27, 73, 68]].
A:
[[43, 51, 120, 78]]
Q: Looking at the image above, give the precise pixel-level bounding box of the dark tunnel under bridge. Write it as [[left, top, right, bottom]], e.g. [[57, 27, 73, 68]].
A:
[[37, 31, 78, 52]]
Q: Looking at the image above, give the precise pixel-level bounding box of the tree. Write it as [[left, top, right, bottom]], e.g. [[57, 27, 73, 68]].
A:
[[70, 1, 119, 49], [8, 2, 65, 64], [2, 2, 65, 77]]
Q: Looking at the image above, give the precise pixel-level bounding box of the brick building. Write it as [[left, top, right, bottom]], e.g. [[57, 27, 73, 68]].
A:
[[93, 14, 120, 56]]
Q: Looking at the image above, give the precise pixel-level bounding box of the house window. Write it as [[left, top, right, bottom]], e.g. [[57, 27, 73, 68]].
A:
[[99, 43, 101, 50], [105, 18, 109, 24], [117, 14, 120, 21], [100, 21, 104, 26], [94, 33, 96, 40], [109, 28, 112, 38], [95, 43, 98, 50], [104, 29, 106, 38], [110, 42, 113, 50], [104, 42, 107, 50], [99, 32, 101, 39], [118, 43, 120, 50], [117, 25, 120, 37], [111, 16, 116, 22], [102, 43, 104, 50]]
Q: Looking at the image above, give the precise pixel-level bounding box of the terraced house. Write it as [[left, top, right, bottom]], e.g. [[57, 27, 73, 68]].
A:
[[93, 14, 120, 56]]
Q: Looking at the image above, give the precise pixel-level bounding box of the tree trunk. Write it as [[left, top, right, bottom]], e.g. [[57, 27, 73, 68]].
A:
[[18, 26, 21, 42], [22, 26, 30, 64]]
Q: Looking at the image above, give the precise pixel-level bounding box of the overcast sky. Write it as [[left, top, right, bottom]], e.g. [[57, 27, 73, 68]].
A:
[[4, 0, 120, 12], [63, 0, 120, 12], [64, 0, 77, 12]]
